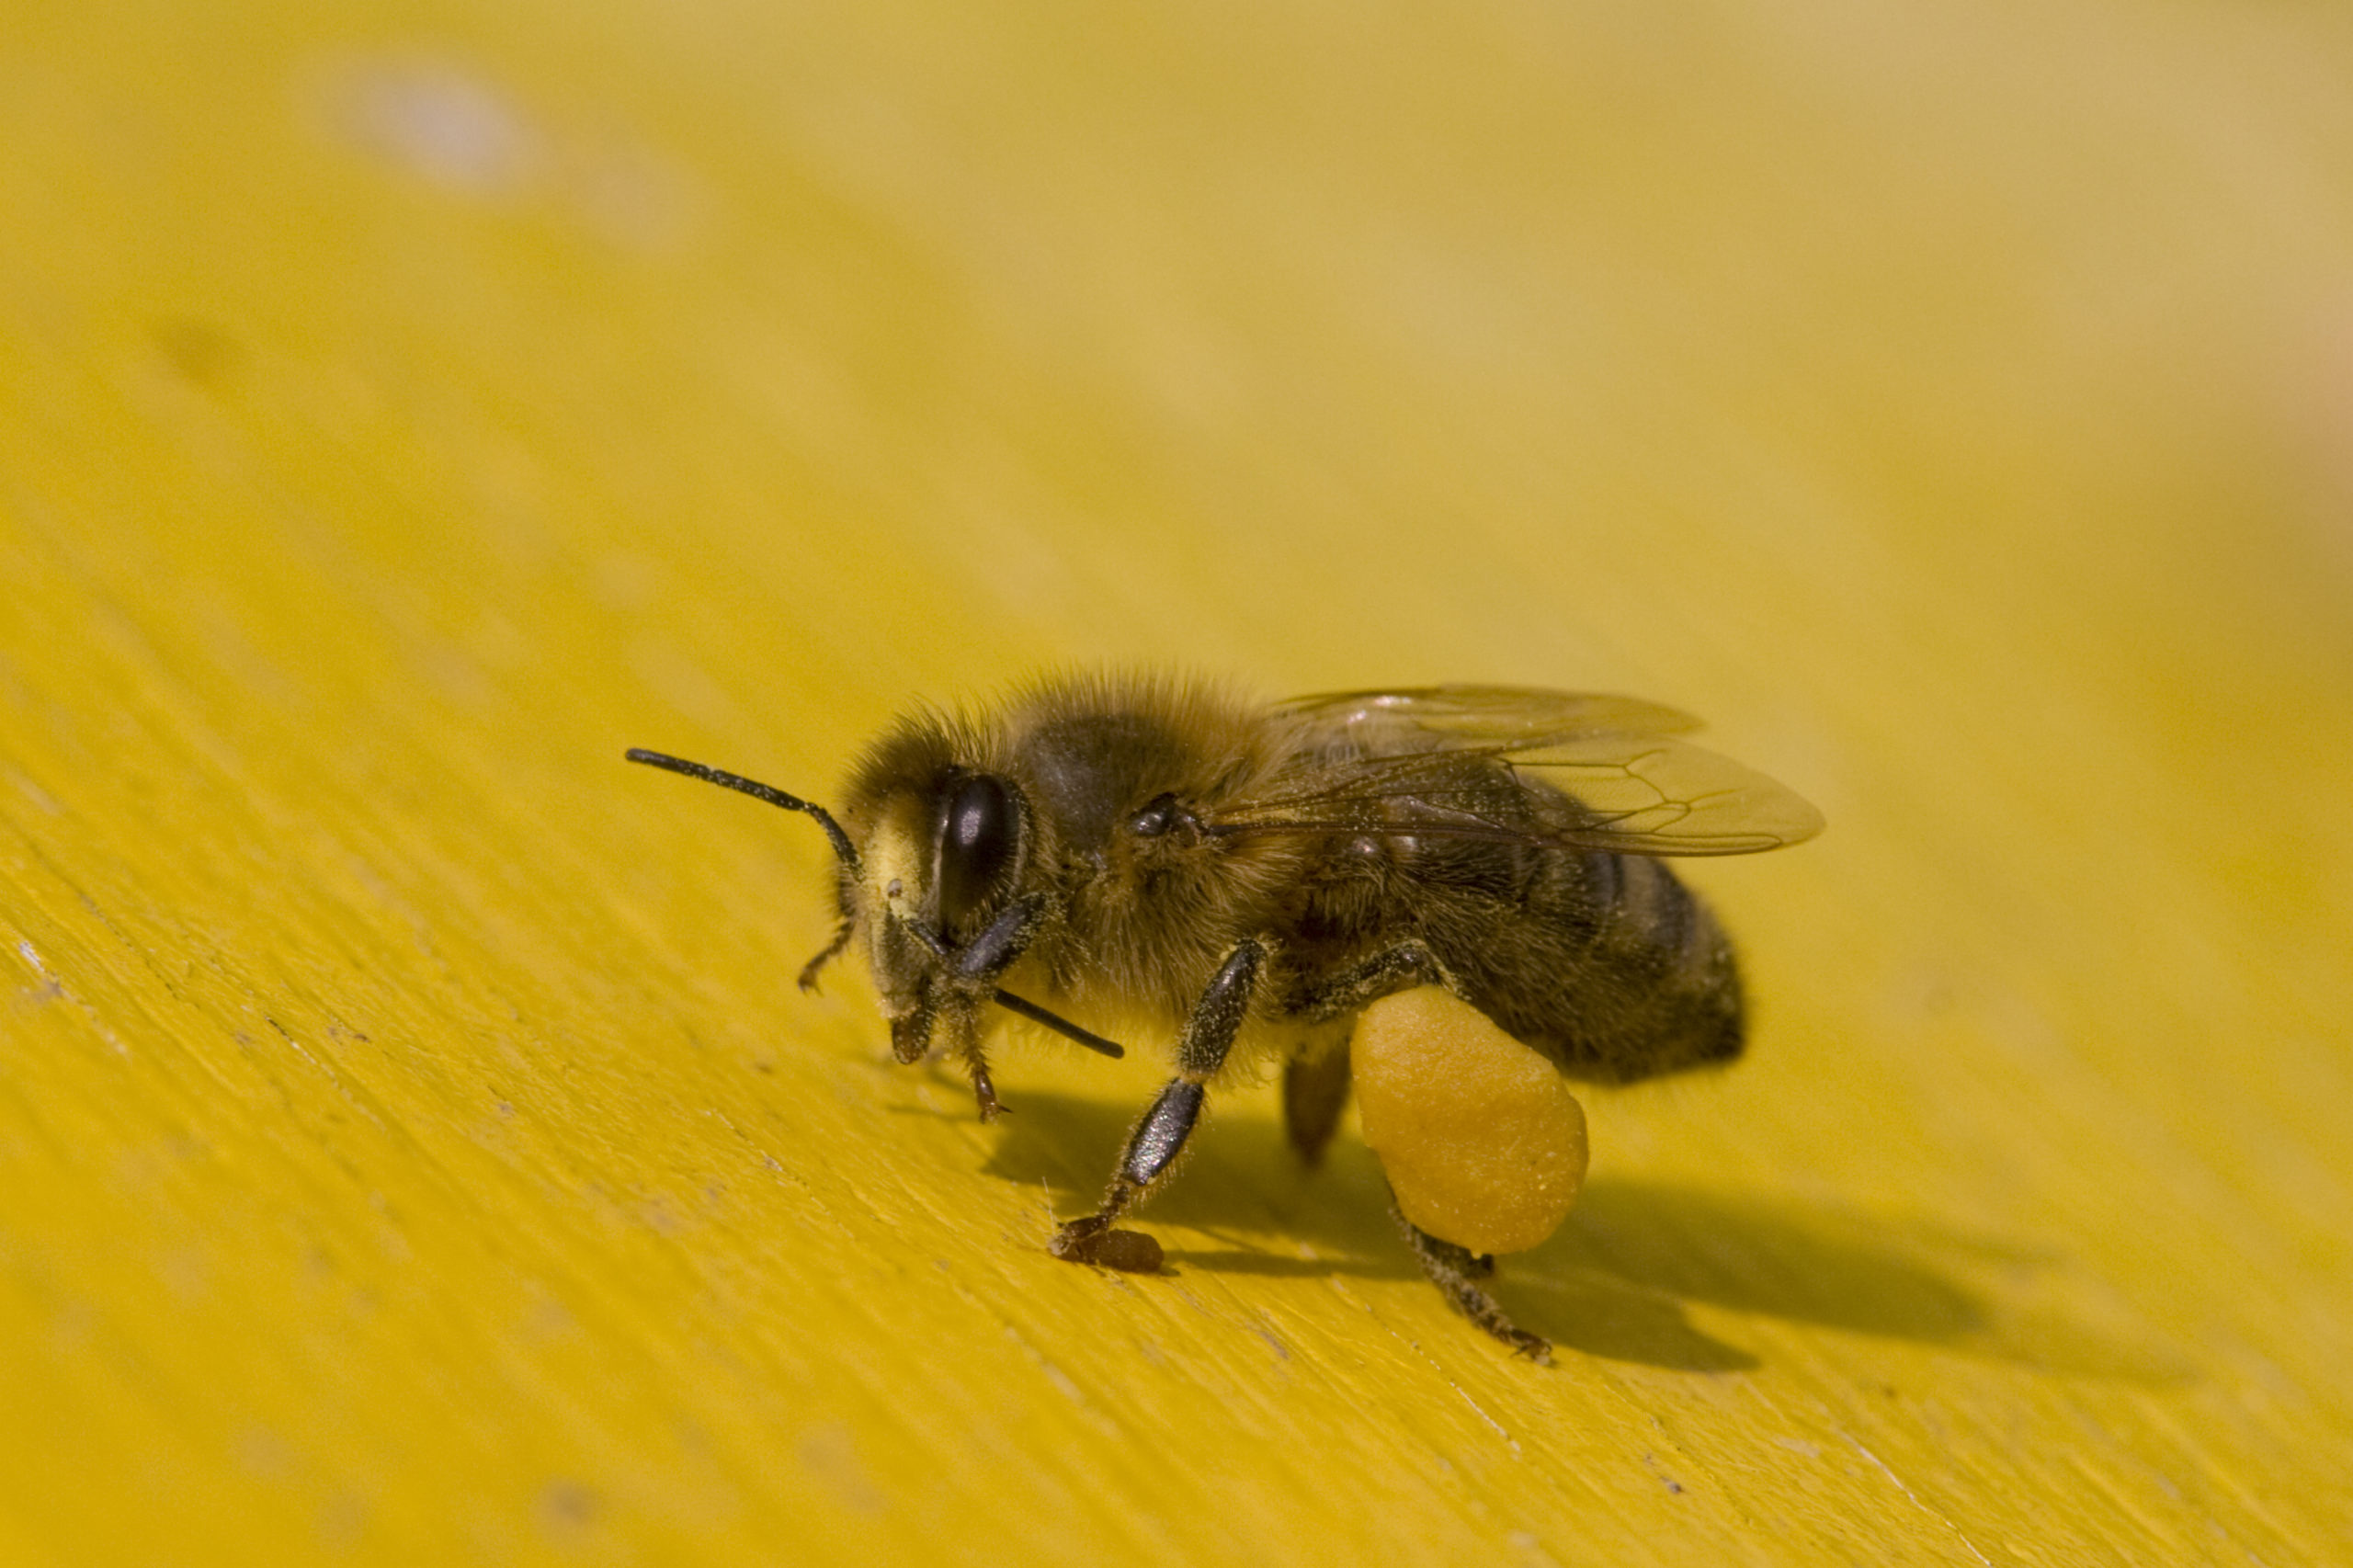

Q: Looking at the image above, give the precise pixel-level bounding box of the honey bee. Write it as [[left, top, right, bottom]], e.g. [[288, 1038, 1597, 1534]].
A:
[[629, 672, 1821, 1358]]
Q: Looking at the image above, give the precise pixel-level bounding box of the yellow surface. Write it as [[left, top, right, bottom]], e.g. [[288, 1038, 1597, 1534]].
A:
[[6, 2, 2353, 1562], [1356, 987, 1590, 1258]]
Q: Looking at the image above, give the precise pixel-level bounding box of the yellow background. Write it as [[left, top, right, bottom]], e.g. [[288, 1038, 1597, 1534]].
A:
[[6, 1, 2352, 1562]]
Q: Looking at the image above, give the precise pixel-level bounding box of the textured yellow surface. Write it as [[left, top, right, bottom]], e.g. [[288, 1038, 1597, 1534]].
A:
[[6, 1, 2353, 1563]]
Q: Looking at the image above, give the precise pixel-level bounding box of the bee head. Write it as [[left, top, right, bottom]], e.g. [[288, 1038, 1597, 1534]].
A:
[[854, 767, 1033, 1057], [626, 744, 1121, 1066]]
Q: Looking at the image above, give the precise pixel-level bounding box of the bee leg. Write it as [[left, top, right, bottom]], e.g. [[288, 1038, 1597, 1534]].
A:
[[797, 917, 855, 993], [1291, 939, 1451, 1024], [1051, 937, 1266, 1272], [952, 892, 1051, 984], [945, 1009, 1005, 1121], [1282, 1044, 1351, 1166], [1391, 1196, 1552, 1364], [961, 1041, 1005, 1122], [966, 1059, 1003, 1121]]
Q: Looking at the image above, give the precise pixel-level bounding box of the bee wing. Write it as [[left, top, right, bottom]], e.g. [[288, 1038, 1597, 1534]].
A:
[[1276, 685, 1703, 743], [1223, 688, 1824, 857], [1484, 732, 1824, 854]]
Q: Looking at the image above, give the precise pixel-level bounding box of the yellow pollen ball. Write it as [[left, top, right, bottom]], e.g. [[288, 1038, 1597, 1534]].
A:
[[1351, 987, 1589, 1256]]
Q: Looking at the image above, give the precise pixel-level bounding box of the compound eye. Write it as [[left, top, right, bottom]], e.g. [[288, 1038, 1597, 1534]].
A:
[[935, 774, 1017, 929]]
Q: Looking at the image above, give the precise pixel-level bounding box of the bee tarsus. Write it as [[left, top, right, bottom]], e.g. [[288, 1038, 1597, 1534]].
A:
[[1394, 1200, 1552, 1364], [797, 919, 854, 993], [966, 1062, 1003, 1121]]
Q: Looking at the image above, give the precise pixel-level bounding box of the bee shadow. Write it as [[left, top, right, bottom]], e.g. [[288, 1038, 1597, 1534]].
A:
[[971, 1088, 1759, 1372], [972, 1087, 2184, 1381]]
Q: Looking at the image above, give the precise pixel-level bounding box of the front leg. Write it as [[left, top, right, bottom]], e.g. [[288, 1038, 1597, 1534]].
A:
[[1050, 937, 1266, 1271], [797, 916, 855, 994], [889, 895, 1051, 1119]]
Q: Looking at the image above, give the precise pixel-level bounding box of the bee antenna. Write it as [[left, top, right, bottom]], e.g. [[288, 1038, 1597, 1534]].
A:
[[625, 749, 861, 872], [993, 991, 1125, 1060]]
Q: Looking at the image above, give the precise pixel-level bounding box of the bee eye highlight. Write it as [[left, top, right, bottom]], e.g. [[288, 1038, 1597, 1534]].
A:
[[1128, 794, 1176, 837], [935, 774, 1017, 928]]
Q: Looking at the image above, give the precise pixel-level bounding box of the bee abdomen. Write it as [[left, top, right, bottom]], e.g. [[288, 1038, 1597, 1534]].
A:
[[1461, 852, 1744, 1086]]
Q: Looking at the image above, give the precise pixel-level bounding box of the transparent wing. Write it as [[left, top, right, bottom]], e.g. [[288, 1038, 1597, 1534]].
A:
[[1221, 687, 1824, 857], [1276, 685, 1702, 743], [1488, 731, 1824, 854]]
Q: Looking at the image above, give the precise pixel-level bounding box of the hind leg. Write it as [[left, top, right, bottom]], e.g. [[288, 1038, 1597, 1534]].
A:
[[1391, 1195, 1551, 1364]]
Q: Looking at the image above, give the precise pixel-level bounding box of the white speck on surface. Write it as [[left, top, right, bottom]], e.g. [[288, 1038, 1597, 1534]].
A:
[[16, 941, 64, 1006], [312, 53, 706, 250], [330, 57, 543, 197]]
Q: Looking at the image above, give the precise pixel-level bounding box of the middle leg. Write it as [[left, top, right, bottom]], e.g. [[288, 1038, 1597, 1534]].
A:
[[1051, 937, 1265, 1271], [1282, 1042, 1352, 1166]]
